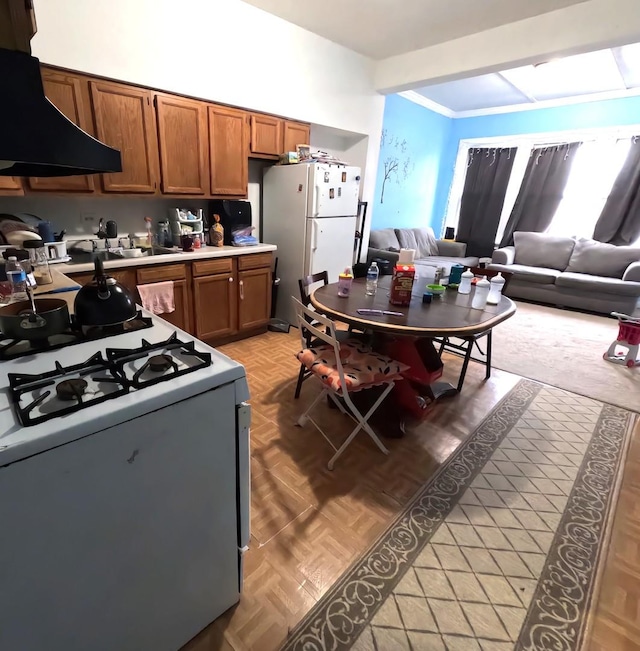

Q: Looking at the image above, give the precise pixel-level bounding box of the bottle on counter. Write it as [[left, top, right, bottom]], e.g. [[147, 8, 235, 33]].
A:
[[486, 272, 506, 304], [471, 277, 491, 309], [458, 269, 474, 295], [337, 267, 353, 297], [6, 256, 28, 302], [365, 261, 379, 296], [24, 240, 53, 286]]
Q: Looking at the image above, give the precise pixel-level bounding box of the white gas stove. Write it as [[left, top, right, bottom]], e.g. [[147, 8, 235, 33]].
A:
[[0, 313, 251, 651]]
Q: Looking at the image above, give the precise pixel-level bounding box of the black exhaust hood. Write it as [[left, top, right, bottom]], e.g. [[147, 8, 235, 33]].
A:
[[0, 48, 122, 177]]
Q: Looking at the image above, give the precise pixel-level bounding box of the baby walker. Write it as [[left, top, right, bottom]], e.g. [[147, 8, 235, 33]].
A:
[[604, 312, 640, 368]]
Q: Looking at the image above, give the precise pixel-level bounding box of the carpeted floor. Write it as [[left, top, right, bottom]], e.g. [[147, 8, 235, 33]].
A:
[[280, 380, 635, 651], [489, 301, 640, 412]]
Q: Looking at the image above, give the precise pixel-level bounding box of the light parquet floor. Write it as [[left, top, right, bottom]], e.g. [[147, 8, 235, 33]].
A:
[[182, 329, 520, 651]]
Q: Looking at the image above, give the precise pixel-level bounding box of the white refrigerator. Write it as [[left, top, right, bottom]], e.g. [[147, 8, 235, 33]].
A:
[[263, 163, 361, 325]]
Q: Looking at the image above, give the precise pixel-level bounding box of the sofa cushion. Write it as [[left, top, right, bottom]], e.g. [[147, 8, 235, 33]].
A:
[[415, 256, 480, 271], [556, 271, 640, 297], [566, 238, 640, 279], [395, 228, 438, 258], [489, 263, 561, 285], [369, 228, 400, 252], [513, 232, 575, 270]]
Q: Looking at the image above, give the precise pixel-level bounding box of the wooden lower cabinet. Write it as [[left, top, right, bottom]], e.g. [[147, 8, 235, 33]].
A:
[[0, 176, 24, 195], [238, 267, 271, 331], [67, 253, 271, 342], [193, 272, 238, 340]]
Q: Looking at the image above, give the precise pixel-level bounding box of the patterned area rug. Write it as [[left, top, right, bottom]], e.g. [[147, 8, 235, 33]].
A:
[[280, 379, 635, 651]]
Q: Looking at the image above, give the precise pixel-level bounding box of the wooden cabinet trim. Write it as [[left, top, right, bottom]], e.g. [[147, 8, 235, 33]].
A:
[[192, 257, 233, 277], [136, 263, 187, 284], [237, 252, 273, 271]]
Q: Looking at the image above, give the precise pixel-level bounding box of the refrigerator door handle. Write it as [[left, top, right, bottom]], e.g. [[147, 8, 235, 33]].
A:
[[312, 220, 319, 252], [313, 185, 320, 218]]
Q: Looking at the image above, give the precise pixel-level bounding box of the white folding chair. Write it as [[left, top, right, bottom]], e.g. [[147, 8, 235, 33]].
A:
[[293, 298, 401, 470]]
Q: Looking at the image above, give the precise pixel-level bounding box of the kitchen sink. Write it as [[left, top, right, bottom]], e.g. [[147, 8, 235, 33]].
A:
[[68, 250, 127, 265]]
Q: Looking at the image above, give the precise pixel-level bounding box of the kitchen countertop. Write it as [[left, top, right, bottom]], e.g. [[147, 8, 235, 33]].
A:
[[62, 243, 277, 273]]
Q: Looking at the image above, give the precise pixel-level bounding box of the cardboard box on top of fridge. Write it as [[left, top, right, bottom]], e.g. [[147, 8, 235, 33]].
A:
[[390, 263, 415, 306]]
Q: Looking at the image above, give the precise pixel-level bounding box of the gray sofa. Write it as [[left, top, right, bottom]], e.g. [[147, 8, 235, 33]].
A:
[[489, 232, 640, 314], [368, 227, 479, 270]]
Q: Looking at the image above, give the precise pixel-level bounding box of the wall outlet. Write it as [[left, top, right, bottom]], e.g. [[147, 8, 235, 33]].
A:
[[81, 212, 97, 223]]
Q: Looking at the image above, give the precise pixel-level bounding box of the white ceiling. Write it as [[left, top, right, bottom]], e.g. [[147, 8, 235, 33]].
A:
[[241, 0, 587, 59], [411, 44, 640, 115]]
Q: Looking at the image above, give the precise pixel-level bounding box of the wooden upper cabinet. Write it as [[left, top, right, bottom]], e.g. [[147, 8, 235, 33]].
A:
[[89, 81, 159, 193], [283, 121, 310, 153], [0, 176, 24, 195], [28, 69, 95, 192], [155, 94, 208, 195], [250, 114, 283, 157], [208, 105, 247, 196]]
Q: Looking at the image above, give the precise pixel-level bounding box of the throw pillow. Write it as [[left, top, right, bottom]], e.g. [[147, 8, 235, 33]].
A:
[[395, 228, 438, 258], [566, 238, 640, 278], [369, 228, 400, 251], [513, 232, 576, 270]]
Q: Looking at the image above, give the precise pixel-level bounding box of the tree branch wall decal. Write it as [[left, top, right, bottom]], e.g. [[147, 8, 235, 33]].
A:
[[379, 128, 415, 203]]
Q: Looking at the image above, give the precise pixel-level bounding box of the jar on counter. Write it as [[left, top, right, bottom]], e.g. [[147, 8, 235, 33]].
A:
[[23, 240, 53, 285]]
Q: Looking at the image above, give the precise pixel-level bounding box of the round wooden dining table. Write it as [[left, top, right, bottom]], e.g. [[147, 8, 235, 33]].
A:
[[310, 277, 516, 425]]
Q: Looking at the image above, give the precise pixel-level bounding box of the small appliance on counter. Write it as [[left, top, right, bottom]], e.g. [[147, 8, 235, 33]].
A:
[[208, 200, 253, 246]]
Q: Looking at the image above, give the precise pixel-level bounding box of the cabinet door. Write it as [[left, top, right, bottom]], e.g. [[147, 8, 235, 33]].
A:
[[249, 114, 282, 156], [0, 176, 24, 195], [29, 70, 95, 192], [155, 94, 208, 194], [155, 279, 192, 333], [282, 121, 310, 153], [89, 81, 159, 193], [238, 267, 271, 331], [208, 105, 247, 196], [193, 273, 237, 340]]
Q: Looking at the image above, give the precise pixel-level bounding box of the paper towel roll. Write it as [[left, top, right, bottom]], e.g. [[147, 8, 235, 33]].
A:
[[398, 248, 415, 264]]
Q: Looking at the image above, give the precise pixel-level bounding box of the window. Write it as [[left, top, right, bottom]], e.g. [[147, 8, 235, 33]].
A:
[[546, 138, 631, 239]]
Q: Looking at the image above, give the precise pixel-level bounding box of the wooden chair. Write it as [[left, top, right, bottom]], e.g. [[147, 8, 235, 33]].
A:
[[293, 298, 403, 469], [294, 271, 348, 399], [437, 267, 513, 392]]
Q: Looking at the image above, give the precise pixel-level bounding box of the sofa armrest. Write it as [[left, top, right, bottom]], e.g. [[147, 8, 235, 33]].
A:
[[623, 261, 640, 282], [492, 246, 515, 265], [436, 240, 467, 257], [367, 247, 399, 264]]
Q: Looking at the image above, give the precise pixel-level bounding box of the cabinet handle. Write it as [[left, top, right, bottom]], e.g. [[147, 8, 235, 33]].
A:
[[239, 279, 244, 300], [228, 276, 234, 282]]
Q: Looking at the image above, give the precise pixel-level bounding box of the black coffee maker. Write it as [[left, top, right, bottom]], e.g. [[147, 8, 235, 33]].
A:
[[207, 200, 253, 245]]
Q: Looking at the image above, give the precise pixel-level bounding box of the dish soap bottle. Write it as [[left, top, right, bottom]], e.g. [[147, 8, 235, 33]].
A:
[[209, 214, 224, 247], [458, 269, 474, 295], [486, 272, 506, 304]]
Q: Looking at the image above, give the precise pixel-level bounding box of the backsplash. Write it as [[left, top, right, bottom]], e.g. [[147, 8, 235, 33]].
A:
[[0, 159, 268, 243]]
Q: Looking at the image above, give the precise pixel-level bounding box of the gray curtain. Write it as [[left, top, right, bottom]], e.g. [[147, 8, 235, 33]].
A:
[[499, 142, 581, 247], [456, 147, 516, 258], [593, 138, 640, 246]]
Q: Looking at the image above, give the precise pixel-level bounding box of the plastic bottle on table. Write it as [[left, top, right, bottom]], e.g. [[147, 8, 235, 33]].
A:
[[6, 256, 28, 302], [486, 272, 506, 304], [471, 277, 491, 309], [337, 267, 353, 297], [365, 261, 379, 296], [458, 269, 474, 295]]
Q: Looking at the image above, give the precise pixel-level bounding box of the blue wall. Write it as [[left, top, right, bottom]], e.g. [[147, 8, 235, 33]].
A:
[[371, 94, 452, 231], [372, 93, 640, 237]]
